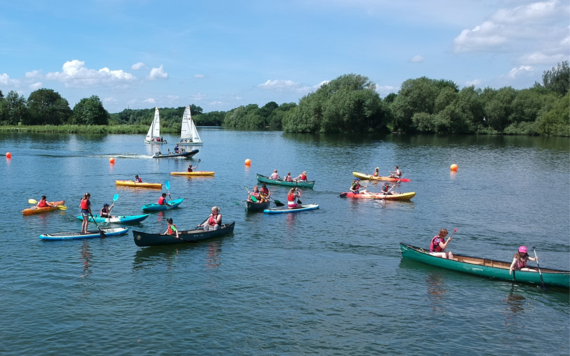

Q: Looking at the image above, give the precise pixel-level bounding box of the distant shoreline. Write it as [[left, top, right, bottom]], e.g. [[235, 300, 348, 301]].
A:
[[0, 125, 217, 134]]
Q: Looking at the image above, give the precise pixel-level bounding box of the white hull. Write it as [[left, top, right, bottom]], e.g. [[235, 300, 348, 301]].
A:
[[144, 140, 168, 144], [178, 141, 203, 146]]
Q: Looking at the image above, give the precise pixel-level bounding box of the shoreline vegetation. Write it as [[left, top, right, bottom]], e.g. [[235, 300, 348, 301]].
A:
[[1, 62, 568, 136]]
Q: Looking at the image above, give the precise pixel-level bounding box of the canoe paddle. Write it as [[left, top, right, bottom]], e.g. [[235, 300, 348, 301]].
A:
[[89, 212, 107, 238], [244, 186, 258, 202], [532, 247, 546, 290]]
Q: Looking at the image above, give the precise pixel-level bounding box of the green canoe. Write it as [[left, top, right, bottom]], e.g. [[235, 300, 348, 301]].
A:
[[256, 173, 315, 189], [400, 243, 569, 289]]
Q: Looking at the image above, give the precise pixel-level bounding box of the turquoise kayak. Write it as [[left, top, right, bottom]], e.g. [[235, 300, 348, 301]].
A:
[[142, 198, 184, 211], [76, 214, 150, 223], [39, 227, 129, 241], [264, 204, 319, 214]]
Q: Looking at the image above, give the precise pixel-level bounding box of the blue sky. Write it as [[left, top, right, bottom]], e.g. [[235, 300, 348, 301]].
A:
[[1, 0, 568, 113]]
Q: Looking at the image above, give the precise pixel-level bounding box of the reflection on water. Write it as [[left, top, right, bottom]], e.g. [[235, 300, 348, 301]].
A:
[[426, 273, 447, 314], [80, 241, 92, 279], [205, 241, 222, 270]]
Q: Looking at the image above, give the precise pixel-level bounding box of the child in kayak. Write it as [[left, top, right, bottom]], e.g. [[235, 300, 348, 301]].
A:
[[158, 193, 171, 206], [381, 183, 394, 195], [100, 203, 115, 218], [430, 229, 454, 260], [350, 178, 362, 194], [509, 246, 538, 275], [187, 164, 195, 172], [80, 193, 92, 234], [164, 218, 179, 239], [373, 167, 380, 177], [248, 186, 261, 202], [135, 175, 142, 183]]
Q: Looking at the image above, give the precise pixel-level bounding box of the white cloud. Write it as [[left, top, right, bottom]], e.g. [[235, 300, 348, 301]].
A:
[[235, 96, 242, 100], [411, 55, 424, 63], [104, 97, 117, 103], [29, 82, 42, 90], [376, 85, 399, 96], [209, 101, 223, 106], [148, 65, 168, 80], [506, 65, 534, 79], [453, 0, 569, 54], [258, 79, 329, 94], [518, 52, 569, 65], [190, 93, 206, 101], [45, 60, 136, 88], [193, 74, 205, 78], [0, 73, 20, 86], [465, 79, 481, 86], [131, 62, 146, 70], [144, 98, 155, 104], [25, 70, 42, 79]]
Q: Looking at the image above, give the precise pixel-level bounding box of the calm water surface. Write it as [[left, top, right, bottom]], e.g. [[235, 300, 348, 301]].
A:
[[1, 130, 569, 355]]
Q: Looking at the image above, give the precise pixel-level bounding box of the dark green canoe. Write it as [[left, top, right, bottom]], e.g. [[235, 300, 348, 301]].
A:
[[400, 243, 569, 289], [256, 173, 315, 189]]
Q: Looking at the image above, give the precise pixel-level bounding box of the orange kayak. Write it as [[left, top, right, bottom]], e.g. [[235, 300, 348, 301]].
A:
[[22, 200, 65, 216], [115, 180, 162, 189]]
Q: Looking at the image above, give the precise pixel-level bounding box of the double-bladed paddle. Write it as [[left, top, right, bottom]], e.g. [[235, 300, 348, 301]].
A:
[[164, 180, 173, 206], [532, 247, 546, 290]]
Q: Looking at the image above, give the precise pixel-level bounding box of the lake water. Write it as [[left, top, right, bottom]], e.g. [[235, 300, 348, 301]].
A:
[[1, 129, 569, 355]]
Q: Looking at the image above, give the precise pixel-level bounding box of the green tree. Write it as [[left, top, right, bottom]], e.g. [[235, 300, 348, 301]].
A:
[[542, 61, 569, 96], [391, 77, 441, 132], [72, 95, 109, 125], [5, 90, 29, 125], [536, 93, 570, 136], [26, 89, 72, 125]]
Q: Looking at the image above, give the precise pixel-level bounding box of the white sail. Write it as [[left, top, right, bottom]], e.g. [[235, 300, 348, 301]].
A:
[[180, 105, 202, 144], [152, 107, 161, 138]]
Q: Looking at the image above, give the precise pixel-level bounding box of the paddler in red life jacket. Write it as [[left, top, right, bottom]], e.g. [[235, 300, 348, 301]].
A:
[[373, 167, 380, 177], [36, 195, 52, 208], [80, 193, 92, 234], [164, 218, 179, 239], [509, 246, 538, 275], [269, 169, 280, 180], [287, 187, 301, 209], [158, 193, 171, 206], [389, 166, 402, 179], [430, 229, 454, 260], [284, 172, 293, 182], [135, 175, 142, 183], [198, 206, 222, 231], [294, 171, 307, 182]]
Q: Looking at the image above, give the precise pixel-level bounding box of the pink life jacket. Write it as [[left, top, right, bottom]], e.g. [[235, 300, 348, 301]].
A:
[[430, 236, 445, 252]]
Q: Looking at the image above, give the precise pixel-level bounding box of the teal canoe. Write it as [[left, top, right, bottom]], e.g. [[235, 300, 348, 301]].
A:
[[40, 227, 129, 241], [400, 243, 570, 289], [256, 173, 315, 189], [142, 198, 184, 211], [76, 214, 150, 223], [264, 204, 319, 214]]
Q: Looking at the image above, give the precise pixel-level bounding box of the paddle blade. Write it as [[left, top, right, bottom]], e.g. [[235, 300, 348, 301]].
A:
[[251, 196, 258, 202], [29, 199, 37, 204], [100, 230, 107, 238], [57, 205, 67, 211], [274, 200, 284, 206], [339, 193, 348, 198], [165, 180, 170, 190], [454, 228, 458, 232], [113, 194, 119, 202], [297, 199, 302, 205]]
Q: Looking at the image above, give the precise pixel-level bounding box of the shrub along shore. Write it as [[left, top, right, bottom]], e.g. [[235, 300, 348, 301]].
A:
[[0, 124, 179, 134]]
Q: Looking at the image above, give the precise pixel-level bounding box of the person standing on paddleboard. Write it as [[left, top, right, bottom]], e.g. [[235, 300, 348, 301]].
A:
[[80, 193, 92, 234]]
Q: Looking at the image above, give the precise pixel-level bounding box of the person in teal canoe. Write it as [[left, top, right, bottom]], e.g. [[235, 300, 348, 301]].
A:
[[509, 246, 538, 275], [164, 218, 179, 239], [284, 172, 293, 182], [158, 193, 172, 206], [80, 193, 92, 234], [269, 169, 280, 180], [430, 229, 454, 260]]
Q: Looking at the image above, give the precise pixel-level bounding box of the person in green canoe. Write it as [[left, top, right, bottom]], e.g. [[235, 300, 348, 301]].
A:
[[509, 246, 538, 275], [430, 229, 454, 260], [164, 218, 179, 239]]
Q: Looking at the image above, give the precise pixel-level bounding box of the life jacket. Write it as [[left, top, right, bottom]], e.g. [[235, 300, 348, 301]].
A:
[[135, 177, 142, 183], [352, 182, 360, 190], [396, 169, 402, 177], [287, 192, 296, 202], [270, 173, 279, 179], [158, 196, 166, 205], [261, 187, 269, 196], [514, 255, 527, 270], [187, 167, 193, 172], [38, 200, 49, 208], [208, 214, 221, 226], [285, 175, 292, 182], [80, 199, 89, 210], [301, 174, 307, 181], [167, 224, 177, 235], [430, 236, 445, 252], [382, 185, 389, 193], [100, 207, 110, 217], [373, 171, 379, 177]]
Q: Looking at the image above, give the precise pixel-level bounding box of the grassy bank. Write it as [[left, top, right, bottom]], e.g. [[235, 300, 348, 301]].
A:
[[0, 125, 180, 134]]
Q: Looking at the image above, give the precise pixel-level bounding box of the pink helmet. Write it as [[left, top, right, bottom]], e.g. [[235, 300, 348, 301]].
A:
[[518, 246, 527, 254]]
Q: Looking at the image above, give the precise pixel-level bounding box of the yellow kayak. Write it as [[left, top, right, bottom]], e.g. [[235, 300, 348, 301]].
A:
[[115, 180, 163, 189], [352, 172, 411, 182], [170, 171, 215, 176]]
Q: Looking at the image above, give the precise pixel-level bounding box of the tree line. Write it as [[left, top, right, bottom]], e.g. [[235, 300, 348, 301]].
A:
[[1, 61, 568, 136]]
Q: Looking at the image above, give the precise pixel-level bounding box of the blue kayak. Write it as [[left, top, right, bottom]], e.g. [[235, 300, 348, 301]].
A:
[[75, 214, 150, 223], [142, 198, 184, 211], [264, 204, 320, 214], [39, 227, 129, 241]]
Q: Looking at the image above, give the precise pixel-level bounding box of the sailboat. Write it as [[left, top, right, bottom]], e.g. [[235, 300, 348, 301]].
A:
[[144, 107, 167, 144], [179, 105, 203, 146]]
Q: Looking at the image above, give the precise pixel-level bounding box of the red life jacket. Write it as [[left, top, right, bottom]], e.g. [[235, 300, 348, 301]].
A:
[[158, 197, 166, 205], [80, 199, 89, 210], [382, 185, 389, 193], [287, 192, 296, 201], [430, 236, 445, 252], [301, 174, 307, 180], [38, 200, 48, 208], [208, 214, 221, 226], [135, 178, 142, 183], [261, 187, 269, 196], [167, 224, 177, 235]]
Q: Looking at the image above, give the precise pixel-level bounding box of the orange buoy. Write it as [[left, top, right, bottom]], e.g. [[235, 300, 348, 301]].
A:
[[6, 152, 11, 158], [245, 159, 251, 166], [450, 164, 458, 171], [109, 157, 115, 164]]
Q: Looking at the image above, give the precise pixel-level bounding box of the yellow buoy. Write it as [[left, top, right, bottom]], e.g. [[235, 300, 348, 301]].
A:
[[450, 164, 458, 171], [245, 159, 251, 166], [110, 157, 115, 164]]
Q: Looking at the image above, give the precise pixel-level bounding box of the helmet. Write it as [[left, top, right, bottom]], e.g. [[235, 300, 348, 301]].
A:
[[355, 178, 360, 181]]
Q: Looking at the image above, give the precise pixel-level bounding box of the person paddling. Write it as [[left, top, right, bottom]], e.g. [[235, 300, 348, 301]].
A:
[[430, 229, 454, 260], [248, 186, 261, 202], [135, 175, 142, 183], [164, 218, 180, 239], [199, 207, 222, 231], [373, 167, 380, 177], [294, 171, 308, 182], [350, 178, 362, 194], [381, 183, 394, 195], [80, 193, 92, 234], [287, 187, 301, 209], [269, 169, 280, 180], [260, 183, 271, 201], [36, 195, 53, 208], [509, 246, 538, 275], [284, 172, 293, 182], [389, 166, 402, 179], [187, 164, 195, 173], [158, 192, 171, 206], [100, 203, 114, 218]]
